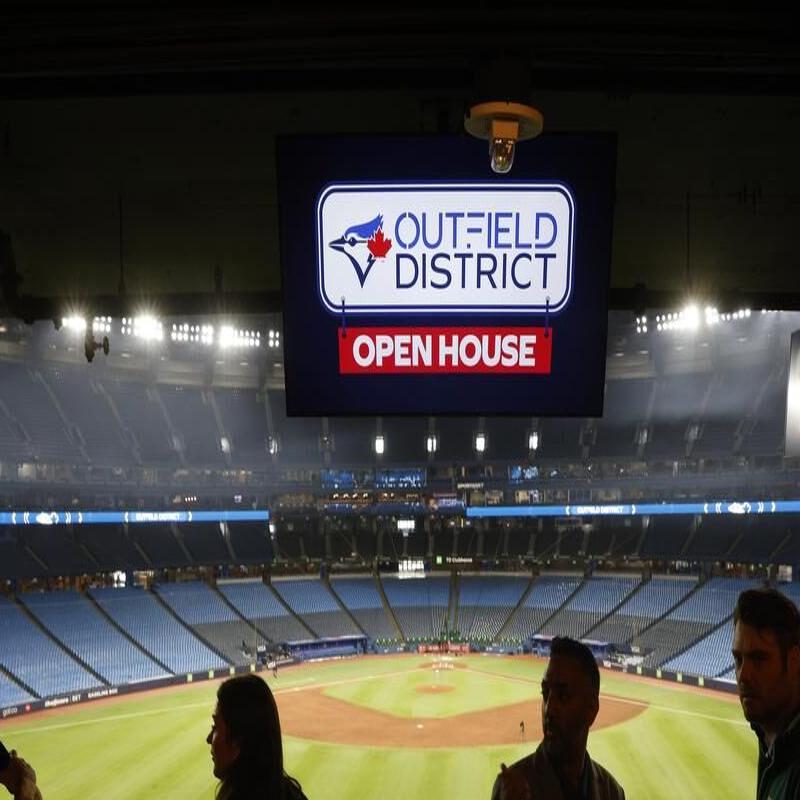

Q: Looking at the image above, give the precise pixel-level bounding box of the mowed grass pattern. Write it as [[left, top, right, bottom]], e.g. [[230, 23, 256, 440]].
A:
[[0, 654, 756, 799]]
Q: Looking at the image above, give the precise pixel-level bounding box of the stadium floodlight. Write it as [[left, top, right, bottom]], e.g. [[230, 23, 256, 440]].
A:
[[93, 316, 112, 334], [474, 432, 487, 453], [132, 315, 163, 342], [528, 431, 539, 452], [62, 315, 87, 333], [374, 434, 385, 455], [220, 325, 261, 349], [681, 304, 700, 331], [267, 435, 280, 456], [426, 434, 438, 454]]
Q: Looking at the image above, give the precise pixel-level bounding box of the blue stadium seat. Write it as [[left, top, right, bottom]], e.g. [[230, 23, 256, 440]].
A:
[[21, 590, 167, 685], [90, 586, 226, 674], [0, 595, 101, 698]]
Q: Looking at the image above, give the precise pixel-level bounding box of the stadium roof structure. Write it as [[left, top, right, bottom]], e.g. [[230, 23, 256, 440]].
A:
[[0, 6, 799, 319]]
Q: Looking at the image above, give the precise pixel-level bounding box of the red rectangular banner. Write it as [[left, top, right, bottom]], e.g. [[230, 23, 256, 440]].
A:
[[338, 326, 552, 374]]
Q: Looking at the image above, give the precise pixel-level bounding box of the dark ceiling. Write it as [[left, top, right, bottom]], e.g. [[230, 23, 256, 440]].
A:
[[1, 6, 799, 320], [3, 7, 798, 95]]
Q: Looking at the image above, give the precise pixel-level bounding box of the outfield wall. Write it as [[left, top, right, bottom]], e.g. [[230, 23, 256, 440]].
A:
[[0, 662, 276, 720]]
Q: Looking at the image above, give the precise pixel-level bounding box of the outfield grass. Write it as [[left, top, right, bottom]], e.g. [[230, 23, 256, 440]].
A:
[[0, 654, 756, 799]]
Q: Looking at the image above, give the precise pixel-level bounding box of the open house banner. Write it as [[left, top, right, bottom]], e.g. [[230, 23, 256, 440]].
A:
[[277, 134, 616, 416]]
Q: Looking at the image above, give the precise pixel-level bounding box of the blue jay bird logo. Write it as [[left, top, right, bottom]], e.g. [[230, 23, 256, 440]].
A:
[[329, 213, 392, 288]]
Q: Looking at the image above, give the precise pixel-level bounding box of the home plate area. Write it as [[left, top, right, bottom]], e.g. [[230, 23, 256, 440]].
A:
[[277, 662, 645, 748]]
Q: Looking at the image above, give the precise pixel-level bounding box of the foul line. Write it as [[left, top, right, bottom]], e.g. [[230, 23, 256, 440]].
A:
[[465, 665, 749, 728], [2, 659, 749, 737], [1, 666, 428, 737]]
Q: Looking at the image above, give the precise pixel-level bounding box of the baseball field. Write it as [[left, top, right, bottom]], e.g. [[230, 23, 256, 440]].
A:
[[0, 653, 755, 799]]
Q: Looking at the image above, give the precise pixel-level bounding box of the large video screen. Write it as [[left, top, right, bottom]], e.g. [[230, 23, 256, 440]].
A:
[[277, 134, 616, 415]]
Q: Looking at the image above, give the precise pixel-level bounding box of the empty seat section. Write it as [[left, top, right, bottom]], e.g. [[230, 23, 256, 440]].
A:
[[640, 517, 693, 559], [218, 580, 312, 643], [686, 518, 740, 560], [80, 525, 149, 571], [0, 533, 46, 579], [381, 575, 450, 639], [593, 378, 652, 458], [228, 523, 273, 563], [607, 523, 644, 558], [101, 378, 176, 464], [159, 385, 224, 466], [585, 524, 615, 558], [0, 400, 28, 463], [268, 391, 320, 464], [213, 388, 268, 466], [591, 576, 697, 644], [729, 519, 790, 563], [330, 577, 397, 638], [503, 575, 582, 639], [154, 581, 259, 666], [181, 523, 229, 565], [482, 525, 505, 559], [456, 575, 530, 641], [558, 527, 584, 557], [329, 523, 357, 561], [540, 576, 640, 639], [272, 578, 360, 638], [133, 525, 190, 568], [40, 365, 131, 465], [90, 587, 226, 674], [0, 672, 34, 707], [22, 590, 166, 685], [23, 528, 95, 576], [0, 595, 100, 697], [506, 526, 532, 557], [534, 522, 559, 560], [0, 363, 73, 462], [663, 620, 736, 678], [637, 577, 759, 667]]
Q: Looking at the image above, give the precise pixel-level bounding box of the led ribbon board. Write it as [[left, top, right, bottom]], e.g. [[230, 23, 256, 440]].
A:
[[278, 134, 616, 415], [0, 510, 270, 526], [467, 500, 798, 518]]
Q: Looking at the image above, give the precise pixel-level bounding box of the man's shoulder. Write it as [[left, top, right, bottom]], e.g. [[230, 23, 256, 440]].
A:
[[490, 753, 539, 800], [589, 756, 626, 800]]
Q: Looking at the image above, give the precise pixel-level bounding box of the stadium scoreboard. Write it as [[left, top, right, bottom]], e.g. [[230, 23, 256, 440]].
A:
[[277, 133, 616, 416]]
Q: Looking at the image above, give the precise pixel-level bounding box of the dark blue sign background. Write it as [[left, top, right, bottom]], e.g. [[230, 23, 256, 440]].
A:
[[277, 134, 616, 416]]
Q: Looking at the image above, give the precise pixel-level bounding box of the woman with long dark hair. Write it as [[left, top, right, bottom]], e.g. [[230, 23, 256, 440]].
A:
[[207, 674, 307, 800]]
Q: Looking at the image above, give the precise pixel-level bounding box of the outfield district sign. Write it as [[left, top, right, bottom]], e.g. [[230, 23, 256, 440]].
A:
[[278, 134, 615, 415], [317, 184, 574, 315]]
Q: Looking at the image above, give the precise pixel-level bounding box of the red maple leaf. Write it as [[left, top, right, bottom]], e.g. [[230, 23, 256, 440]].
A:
[[367, 227, 392, 258]]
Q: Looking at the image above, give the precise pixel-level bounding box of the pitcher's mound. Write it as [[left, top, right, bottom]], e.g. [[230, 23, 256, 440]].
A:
[[416, 685, 455, 694]]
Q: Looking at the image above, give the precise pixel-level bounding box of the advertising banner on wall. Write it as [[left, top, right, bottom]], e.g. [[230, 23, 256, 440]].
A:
[[277, 134, 616, 415]]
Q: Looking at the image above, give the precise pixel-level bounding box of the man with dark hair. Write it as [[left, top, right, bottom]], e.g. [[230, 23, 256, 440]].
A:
[[491, 637, 625, 800], [733, 587, 800, 799], [0, 741, 41, 800]]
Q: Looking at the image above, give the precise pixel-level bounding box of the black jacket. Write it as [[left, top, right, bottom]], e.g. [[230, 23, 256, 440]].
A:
[[0, 740, 10, 772], [755, 713, 800, 800]]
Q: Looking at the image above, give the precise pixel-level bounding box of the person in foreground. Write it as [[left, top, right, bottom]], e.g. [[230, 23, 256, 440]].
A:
[[0, 741, 41, 800], [208, 674, 307, 800], [491, 637, 625, 800], [733, 587, 800, 799]]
